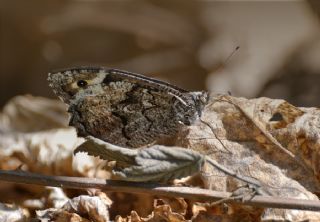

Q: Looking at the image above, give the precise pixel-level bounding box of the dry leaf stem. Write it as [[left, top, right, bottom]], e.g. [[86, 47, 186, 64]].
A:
[[1, 170, 320, 211]]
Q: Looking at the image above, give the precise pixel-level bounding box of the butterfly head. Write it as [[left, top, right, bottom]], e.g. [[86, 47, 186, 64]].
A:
[[175, 91, 209, 125], [195, 91, 209, 115], [48, 67, 108, 104]]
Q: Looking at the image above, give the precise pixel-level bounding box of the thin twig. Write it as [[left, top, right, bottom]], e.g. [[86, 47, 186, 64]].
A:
[[203, 159, 256, 186], [1, 170, 320, 211], [199, 185, 258, 207], [200, 119, 232, 153]]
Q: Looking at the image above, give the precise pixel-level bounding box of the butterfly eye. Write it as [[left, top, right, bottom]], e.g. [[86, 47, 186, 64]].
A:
[[77, 80, 88, 87]]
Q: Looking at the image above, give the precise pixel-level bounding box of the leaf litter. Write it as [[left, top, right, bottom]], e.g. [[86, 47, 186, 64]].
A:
[[1, 95, 320, 221]]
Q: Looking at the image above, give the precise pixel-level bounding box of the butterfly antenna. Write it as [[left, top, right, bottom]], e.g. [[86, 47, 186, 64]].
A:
[[216, 46, 240, 72]]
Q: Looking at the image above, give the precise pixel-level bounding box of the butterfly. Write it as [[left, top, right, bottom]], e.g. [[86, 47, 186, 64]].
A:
[[48, 67, 208, 148]]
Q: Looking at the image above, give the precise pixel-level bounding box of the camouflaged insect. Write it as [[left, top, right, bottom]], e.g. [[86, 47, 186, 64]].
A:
[[48, 67, 208, 148]]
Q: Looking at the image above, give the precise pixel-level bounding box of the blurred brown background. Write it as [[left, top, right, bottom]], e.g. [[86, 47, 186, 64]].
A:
[[1, 0, 320, 107]]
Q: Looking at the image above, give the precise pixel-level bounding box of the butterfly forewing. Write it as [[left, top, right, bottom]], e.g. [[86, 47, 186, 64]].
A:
[[48, 67, 207, 148]]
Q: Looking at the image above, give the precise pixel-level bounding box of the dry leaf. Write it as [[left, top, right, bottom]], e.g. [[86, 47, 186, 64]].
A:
[[63, 195, 111, 222], [36, 208, 90, 222], [0, 203, 26, 222], [0, 95, 104, 178], [155, 198, 188, 216], [75, 136, 205, 182], [47, 187, 69, 209], [152, 204, 186, 222], [115, 203, 187, 222], [2, 95, 320, 221], [0, 128, 82, 175], [37, 194, 111, 222], [176, 95, 320, 221], [0, 95, 68, 132], [115, 211, 144, 222]]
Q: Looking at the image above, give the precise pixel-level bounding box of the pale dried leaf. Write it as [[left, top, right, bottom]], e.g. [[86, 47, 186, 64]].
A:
[[23, 199, 45, 210], [0, 95, 104, 179], [2, 94, 320, 221], [76, 136, 205, 182], [118, 145, 204, 182], [0, 95, 68, 132], [73, 152, 109, 178], [62, 195, 111, 222], [262, 207, 320, 222], [0, 128, 83, 175], [115, 211, 143, 222], [75, 136, 137, 166], [23, 187, 68, 210], [191, 204, 232, 222], [115, 204, 187, 222], [155, 198, 188, 216], [47, 187, 69, 209], [36, 208, 90, 222], [176, 95, 320, 221], [151, 204, 186, 222], [0, 203, 26, 222], [38, 194, 111, 222]]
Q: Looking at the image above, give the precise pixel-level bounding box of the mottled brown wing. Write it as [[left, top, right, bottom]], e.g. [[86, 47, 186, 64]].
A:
[[49, 67, 205, 148], [69, 86, 182, 147]]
